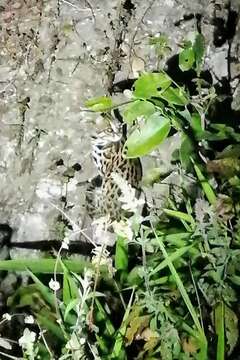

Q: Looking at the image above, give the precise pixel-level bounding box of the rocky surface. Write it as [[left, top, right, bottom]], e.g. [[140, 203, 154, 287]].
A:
[[0, 0, 239, 253]]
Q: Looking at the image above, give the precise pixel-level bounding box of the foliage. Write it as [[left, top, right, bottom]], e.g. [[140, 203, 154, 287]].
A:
[[1, 31, 240, 359]]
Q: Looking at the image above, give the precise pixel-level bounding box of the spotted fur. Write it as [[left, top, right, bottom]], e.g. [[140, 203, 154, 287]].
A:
[[86, 126, 142, 221]]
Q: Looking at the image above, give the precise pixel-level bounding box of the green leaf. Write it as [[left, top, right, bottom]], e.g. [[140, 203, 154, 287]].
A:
[[125, 113, 170, 158], [150, 245, 193, 276], [163, 208, 195, 225], [85, 96, 112, 112], [155, 231, 191, 248], [95, 299, 115, 336], [151, 98, 165, 109], [8, 284, 41, 308], [152, 226, 208, 357], [123, 100, 155, 124], [160, 86, 189, 105], [191, 113, 203, 135], [0, 258, 101, 274], [61, 260, 79, 306], [64, 298, 79, 321], [27, 271, 55, 308], [63, 269, 72, 306], [115, 236, 128, 271], [179, 48, 195, 71], [111, 290, 134, 358], [193, 34, 205, 74], [225, 305, 239, 355], [214, 302, 225, 360], [133, 72, 171, 99], [193, 162, 217, 205], [180, 135, 194, 170], [127, 266, 144, 286]]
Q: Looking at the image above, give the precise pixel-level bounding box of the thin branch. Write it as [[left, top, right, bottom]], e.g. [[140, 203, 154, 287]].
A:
[[128, 0, 157, 73], [79, 99, 135, 113], [84, 0, 96, 24]]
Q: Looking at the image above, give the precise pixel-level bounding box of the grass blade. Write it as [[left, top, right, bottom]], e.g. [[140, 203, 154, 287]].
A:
[[151, 223, 208, 358], [0, 259, 98, 274], [215, 302, 225, 360]]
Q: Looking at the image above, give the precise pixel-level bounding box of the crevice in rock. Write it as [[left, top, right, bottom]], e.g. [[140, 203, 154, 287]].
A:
[[105, 0, 136, 94]]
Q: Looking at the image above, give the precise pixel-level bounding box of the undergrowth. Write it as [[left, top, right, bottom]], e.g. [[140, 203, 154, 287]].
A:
[[0, 32, 240, 360]]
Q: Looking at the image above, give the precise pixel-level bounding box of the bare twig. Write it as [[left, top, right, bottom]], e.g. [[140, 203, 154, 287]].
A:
[[84, 0, 96, 24], [128, 0, 157, 74], [49, 201, 96, 245]]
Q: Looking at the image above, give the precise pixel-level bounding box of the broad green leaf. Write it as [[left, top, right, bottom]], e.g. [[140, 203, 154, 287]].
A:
[[125, 114, 170, 158], [160, 86, 189, 105], [123, 100, 155, 124], [85, 96, 112, 111], [115, 236, 128, 271], [193, 33, 205, 74], [179, 48, 195, 71], [133, 72, 171, 99]]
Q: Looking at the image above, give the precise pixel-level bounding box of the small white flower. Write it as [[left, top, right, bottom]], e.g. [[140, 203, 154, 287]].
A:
[[49, 279, 60, 291], [2, 313, 11, 321], [79, 337, 86, 345], [62, 236, 69, 250], [24, 315, 34, 324], [18, 328, 36, 349]]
